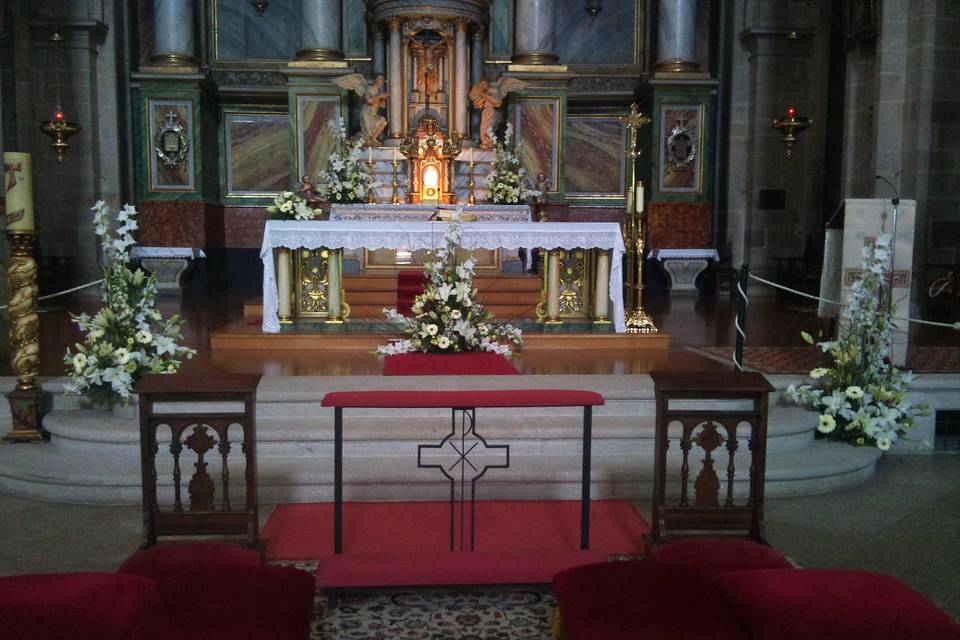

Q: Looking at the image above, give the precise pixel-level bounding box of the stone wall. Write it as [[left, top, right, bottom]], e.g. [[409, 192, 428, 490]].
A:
[[723, 0, 832, 277], [7, 0, 125, 286]]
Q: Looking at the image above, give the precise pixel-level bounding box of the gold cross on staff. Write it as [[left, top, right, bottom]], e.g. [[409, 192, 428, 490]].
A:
[[4, 162, 22, 192], [619, 103, 651, 160]]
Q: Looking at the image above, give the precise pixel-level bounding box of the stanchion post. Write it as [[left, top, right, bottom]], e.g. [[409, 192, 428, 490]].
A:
[[734, 264, 750, 372]]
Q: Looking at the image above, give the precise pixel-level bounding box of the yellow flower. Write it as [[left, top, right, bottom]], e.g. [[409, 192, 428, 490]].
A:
[[845, 386, 864, 400], [817, 414, 837, 434]]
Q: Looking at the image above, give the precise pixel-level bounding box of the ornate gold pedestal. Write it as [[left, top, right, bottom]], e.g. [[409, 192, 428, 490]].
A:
[[4, 232, 47, 442]]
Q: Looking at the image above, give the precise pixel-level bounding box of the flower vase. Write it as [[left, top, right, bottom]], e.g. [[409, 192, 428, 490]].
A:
[[79, 395, 138, 419]]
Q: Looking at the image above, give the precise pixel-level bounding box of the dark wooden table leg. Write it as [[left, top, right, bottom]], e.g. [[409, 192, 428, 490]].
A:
[[580, 405, 592, 550], [334, 407, 343, 555]]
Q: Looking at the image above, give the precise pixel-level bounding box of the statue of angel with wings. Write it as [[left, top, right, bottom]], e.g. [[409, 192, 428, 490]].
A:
[[469, 76, 526, 148], [334, 73, 390, 146]]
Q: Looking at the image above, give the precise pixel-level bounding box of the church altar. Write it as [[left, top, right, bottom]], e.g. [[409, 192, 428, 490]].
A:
[[260, 219, 626, 333]]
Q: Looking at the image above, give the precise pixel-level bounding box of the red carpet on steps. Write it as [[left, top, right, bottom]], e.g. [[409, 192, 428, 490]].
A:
[[382, 352, 520, 375], [262, 500, 648, 588]]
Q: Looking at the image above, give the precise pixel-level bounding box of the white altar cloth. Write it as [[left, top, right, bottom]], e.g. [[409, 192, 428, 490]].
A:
[[260, 220, 626, 333]]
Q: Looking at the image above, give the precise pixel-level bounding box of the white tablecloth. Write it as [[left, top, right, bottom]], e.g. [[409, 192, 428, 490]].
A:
[[260, 220, 626, 333], [649, 248, 718, 261], [131, 247, 206, 259], [330, 204, 531, 222]]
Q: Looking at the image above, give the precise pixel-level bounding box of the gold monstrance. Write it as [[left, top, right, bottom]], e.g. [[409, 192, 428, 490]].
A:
[[619, 104, 657, 334]]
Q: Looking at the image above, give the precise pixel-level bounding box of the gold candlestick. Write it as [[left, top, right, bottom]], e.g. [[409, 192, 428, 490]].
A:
[[366, 160, 376, 204], [619, 104, 657, 334], [467, 161, 476, 205], [4, 153, 46, 441], [390, 159, 401, 204]]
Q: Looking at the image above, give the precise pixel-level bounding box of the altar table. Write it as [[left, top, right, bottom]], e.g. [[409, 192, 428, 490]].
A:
[[320, 389, 605, 554], [260, 220, 627, 332]]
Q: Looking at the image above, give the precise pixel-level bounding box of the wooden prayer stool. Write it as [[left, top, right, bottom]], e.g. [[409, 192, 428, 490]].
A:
[[136, 373, 262, 548], [648, 370, 774, 546]]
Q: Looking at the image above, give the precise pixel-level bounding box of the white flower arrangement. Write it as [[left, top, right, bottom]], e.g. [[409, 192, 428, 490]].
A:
[[486, 123, 541, 205], [316, 118, 375, 204], [266, 191, 314, 221], [785, 234, 928, 451], [377, 210, 523, 356], [64, 201, 195, 405]]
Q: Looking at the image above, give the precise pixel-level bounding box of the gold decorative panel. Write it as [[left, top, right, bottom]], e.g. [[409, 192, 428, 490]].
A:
[[558, 249, 592, 318], [296, 248, 330, 317]]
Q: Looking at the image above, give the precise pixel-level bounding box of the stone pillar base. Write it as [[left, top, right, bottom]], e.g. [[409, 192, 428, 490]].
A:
[[662, 258, 709, 293], [653, 58, 700, 73], [296, 48, 344, 61], [5, 387, 48, 442], [149, 53, 200, 67], [140, 258, 192, 295], [511, 52, 559, 65]]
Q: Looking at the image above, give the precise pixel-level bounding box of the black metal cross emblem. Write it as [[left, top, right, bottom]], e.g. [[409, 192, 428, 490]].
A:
[[418, 408, 509, 551]]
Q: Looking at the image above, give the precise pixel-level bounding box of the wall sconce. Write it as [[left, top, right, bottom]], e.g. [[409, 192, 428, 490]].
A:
[[252, 1, 268, 15], [772, 106, 811, 157], [585, 0, 602, 19]]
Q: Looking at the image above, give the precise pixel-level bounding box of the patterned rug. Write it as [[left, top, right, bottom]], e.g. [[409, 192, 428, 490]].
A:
[[273, 562, 555, 640], [696, 346, 960, 374]]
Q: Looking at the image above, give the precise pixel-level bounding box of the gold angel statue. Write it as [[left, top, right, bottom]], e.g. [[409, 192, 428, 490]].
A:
[[469, 76, 527, 148], [334, 73, 390, 146]]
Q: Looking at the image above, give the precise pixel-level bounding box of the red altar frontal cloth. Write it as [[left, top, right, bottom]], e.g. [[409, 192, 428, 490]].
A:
[[382, 352, 520, 376]]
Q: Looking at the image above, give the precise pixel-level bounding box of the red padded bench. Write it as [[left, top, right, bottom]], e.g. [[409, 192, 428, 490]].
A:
[[321, 389, 604, 554]]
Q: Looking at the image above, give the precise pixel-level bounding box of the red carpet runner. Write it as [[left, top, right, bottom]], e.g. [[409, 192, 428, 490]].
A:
[[263, 500, 648, 588]]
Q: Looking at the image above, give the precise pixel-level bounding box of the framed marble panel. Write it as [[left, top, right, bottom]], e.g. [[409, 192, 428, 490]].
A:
[[658, 104, 703, 194], [564, 116, 626, 199], [487, 0, 513, 62], [148, 98, 195, 192], [554, 0, 643, 66], [295, 94, 343, 180], [224, 111, 292, 197], [514, 97, 561, 194], [211, 0, 299, 62]]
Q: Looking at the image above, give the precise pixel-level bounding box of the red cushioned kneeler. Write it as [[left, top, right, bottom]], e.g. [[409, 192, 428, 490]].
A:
[[650, 538, 794, 579], [0, 572, 158, 640], [118, 541, 262, 584], [553, 561, 750, 640], [713, 569, 960, 640], [132, 565, 315, 640], [397, 270, 427, 316]]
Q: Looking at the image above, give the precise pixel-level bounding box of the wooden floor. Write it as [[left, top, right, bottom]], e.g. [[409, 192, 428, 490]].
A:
[[14, 289, 958, 378]]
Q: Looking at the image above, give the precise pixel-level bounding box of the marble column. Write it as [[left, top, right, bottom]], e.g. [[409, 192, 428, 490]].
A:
[[513, 0, 558, 65], [387, 17, 403, 137], [454, 19, 469, 136], [593, 251, 610, 322], [151, 0, 197, 66], [326, 249, 343, 322], [372, 27, 386, 75], [470, 26, 483, 139], [655, 0, 699, 72], [278, 249, 293, 322], [546, 251, 561, 322], [297, 0, 343, 61]]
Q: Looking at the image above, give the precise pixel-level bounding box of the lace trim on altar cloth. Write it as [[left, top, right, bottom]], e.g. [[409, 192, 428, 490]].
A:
[[330, 204, 532, 223]]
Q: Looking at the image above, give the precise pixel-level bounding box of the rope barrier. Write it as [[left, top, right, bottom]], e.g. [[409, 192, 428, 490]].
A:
[[746, 272, 960, 330], [733, 275, 748, 371], [0, 279, 103, 312]]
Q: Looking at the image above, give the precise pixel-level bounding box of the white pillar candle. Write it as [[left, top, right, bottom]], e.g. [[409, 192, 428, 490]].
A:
[[3, 152, 35, 232], [546, 251, 561, 321]]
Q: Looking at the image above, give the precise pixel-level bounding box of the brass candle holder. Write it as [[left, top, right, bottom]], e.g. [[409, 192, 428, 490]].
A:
[[772, 106, 811, 158], [40, 111, 81, 163], [5, 231, 47, 441], [390, 159, 401, 204], [619, 103, 657, 334], [467, 160, 476, 205], [366, 160, 376, 204]]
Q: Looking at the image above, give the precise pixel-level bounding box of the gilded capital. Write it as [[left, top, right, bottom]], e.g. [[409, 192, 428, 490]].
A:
[[387, 16, 402, 32]]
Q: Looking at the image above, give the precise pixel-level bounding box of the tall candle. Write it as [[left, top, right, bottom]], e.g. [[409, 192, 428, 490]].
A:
[[367, 145, 373, 164], [635, 181, 644, 214], [625, 183, 634, 215], [3, 152, 35, 232]]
